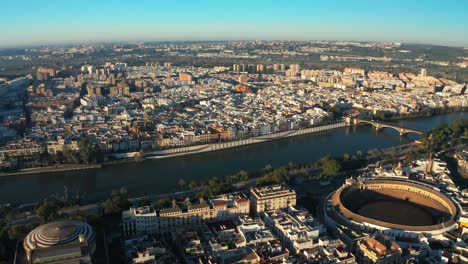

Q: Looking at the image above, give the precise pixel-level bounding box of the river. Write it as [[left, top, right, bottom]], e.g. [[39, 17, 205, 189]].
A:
[[1, 112, 466, 205]]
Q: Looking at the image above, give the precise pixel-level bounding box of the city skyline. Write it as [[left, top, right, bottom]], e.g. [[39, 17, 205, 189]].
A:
[[1, 0, 468, 48], [0, 1, 467, 260]]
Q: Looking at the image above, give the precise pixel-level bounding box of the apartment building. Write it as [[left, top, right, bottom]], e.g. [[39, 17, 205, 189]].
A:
[[122, 192, 250, 236], [250, 184, 296, 214]]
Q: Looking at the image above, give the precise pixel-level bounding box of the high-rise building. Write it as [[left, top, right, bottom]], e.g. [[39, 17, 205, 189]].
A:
[[420, 68, 427, 77], [344, 67, 365, 75], [107, 75, 116, 85], [290, 64, 300, 72], [134, 79, 148, 88], [36, 67, 56, 80], [146, 62, 160, 67], [256, 64, 264, 72], [273, 64, 286, 71], [86, 85, 102, 96], [110, 82, 130, 96], [233, 64, 246, 72], [179, 72, 193, 81], [80, 65, 95, 74], [285, 69, 296, 78], [164, 62, 172, 68], [240, 64, 246, 72]]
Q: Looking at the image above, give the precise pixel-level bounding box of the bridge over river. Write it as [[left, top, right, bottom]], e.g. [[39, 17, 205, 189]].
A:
[[1, 112, 464, 205], [345, 117, 425, 136]]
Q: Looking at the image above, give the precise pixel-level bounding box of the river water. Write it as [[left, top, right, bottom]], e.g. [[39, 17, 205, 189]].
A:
[[1, 112, 466, 205]]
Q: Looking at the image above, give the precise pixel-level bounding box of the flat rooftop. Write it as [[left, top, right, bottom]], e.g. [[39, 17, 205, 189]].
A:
[[251, 184, 295, 198]]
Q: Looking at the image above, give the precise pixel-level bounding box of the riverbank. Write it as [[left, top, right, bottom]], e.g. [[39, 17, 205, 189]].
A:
[[0, 164, 102, 177], [0, 122, 346, 176], [0, 158, 147, 177], [0, 118, 420, 177], [376, 106, 468, 122], [1, 112, 464, 205], [81, 141, 421, 208], [144, 121, 346, 159], [0, 110, 456, 177]]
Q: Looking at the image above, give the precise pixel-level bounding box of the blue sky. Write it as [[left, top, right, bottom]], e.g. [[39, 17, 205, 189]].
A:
[[1, 0, 467, 47]]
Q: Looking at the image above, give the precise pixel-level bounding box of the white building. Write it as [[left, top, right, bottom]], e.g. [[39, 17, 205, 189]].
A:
[[250, 184, 296, 214]]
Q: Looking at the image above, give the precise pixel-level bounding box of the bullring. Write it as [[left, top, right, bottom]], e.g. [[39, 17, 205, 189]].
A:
[[326, 178, 460, 235]]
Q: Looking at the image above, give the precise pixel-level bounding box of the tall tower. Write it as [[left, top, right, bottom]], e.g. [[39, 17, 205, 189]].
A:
[[420, 68, 427, 77], [426, 152, 433, 174]]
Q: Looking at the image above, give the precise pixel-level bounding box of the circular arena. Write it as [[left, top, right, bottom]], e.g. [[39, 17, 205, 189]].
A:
[[24, 220, 96, 260], [326, 178, 460, 235]]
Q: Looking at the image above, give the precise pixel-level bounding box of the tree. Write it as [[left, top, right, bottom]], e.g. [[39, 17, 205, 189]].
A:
[[31, 151, 53, 166], [0, 225, 11, 260], [188, 181, 198, 190], [297, 192, 318, 215], [375, 110, 394, 121], [63, 147, 80, 164], [64, 107, 74, 119], [356, 150, 363, 157], [343, 153, 350, 161], [263, 164, 273, 172], [237, 170, 249, 181], [258, 167, 291, 185], [102, 198, 120, 215], [87, 214, 105, 228], [5, 211, 14, 222], [208, 177, 220, 186], [196, 177, 234, 199], [8, 224, 36, 240], [319, 156, 342, 177], [154, 197, 172, 209], [422, 119, 468, 151], [36, 202, 59, 223], [178, 179, 186, 190], [78, 139, 93, 164], [102, 188, 129, 215], [119, 187, 128, 197]]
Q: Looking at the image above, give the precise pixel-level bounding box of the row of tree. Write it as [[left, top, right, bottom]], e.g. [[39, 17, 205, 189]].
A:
[[421, 118, 468, 151], [176, 150, 368, 200], [30, 138, 104, 167], [375, 106, 468, 122], [101, 187, 130, 215]]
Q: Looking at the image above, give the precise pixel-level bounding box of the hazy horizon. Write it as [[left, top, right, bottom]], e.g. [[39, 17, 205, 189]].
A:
[[1, 0, 467, 48], [1, 38, 467, 50]]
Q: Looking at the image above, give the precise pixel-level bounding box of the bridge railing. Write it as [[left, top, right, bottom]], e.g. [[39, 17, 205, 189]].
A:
[[351, 118, 424, 134]]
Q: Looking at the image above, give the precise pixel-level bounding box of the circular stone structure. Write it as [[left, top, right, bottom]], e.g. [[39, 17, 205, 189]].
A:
[[327, 178, 460, 235], [24, 220, 95, 256]]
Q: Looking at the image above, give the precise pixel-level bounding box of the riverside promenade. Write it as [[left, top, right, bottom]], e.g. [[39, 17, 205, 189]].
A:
[[145, 121, 346, 159]]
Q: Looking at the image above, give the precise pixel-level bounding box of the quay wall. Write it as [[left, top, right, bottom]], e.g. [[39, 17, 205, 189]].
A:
[[145, 121, 346, 159]]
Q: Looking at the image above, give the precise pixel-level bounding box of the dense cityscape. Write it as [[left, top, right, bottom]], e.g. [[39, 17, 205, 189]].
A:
[[0, 41, 467, 171], [1, 0, 468, 263], [0, 39, 466, 264]]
